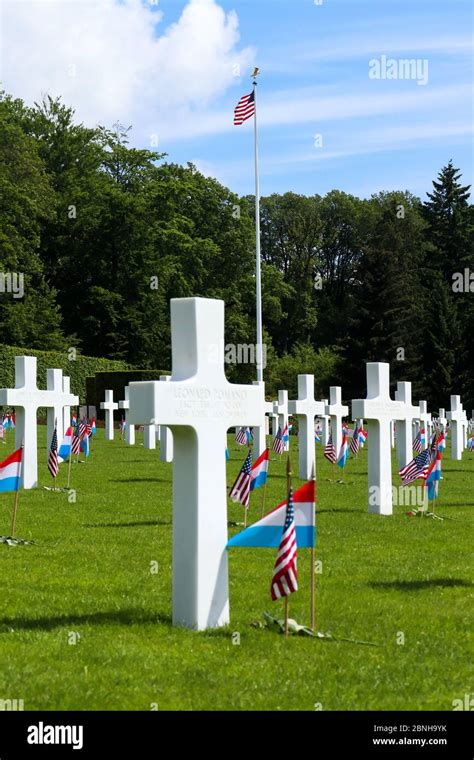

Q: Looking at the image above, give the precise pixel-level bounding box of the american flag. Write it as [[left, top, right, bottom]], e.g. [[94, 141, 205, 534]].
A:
[[71, 423, 81, 455], [229, 451, 252, 508], [350, 426, 360, 455], [413, 428, 424, 453], [324, 434, 336, 464], [271, 488, 298, 600], [48, 427, 59, 478], [235, 427, 248, 445], [234, 90, 255, 125], [399, 449, 431, 486], [79, 421, 87, 440], [272, 426, 284, 455]]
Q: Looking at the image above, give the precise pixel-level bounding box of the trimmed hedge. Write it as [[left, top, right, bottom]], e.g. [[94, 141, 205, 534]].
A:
[[86, 370, 170, 416], [0, 344, 130, 404]]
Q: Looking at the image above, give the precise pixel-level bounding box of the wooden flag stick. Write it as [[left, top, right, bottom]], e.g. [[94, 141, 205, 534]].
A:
[[260, 478, 267, 518], [284, 455, 292, 638], [66, 441, 73, 490], [11, 443, 24, 537]]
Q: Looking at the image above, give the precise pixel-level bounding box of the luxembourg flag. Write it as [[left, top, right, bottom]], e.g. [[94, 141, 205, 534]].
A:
[[58, 426, 73, 462], [358, 428, 368, 447], [90, 418, 96, 436], [80, 432, 90, 458], [337, 433, 349, 468], [227, 479, 315, 548], [282, 423, 289, 443], [436, 431, 446, 452], [467, 436, 474, 452], [0, 448, 22, 492], [425, 450, 442, 501], [250, 448, 269, 492]]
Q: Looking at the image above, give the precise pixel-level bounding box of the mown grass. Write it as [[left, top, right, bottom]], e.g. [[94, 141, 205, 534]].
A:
[[0, 427, 472, 711]]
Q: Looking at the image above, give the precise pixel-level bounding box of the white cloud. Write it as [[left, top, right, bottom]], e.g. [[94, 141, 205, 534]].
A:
[[0, 0, 254, 135]]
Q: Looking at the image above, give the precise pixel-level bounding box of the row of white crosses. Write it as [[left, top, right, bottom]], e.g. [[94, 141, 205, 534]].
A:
[[102, 388, 165, 452], [0, 356, 78, 489], [94, 299, 470, 631]]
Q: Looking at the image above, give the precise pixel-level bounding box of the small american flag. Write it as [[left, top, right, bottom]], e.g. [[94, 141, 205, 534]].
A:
[[48, 427, 59, 478], [271, 488, 298, 600], [350, 426, 360, 455], [413, 428, 424, 453], [399, 449, 431, 486], [71, 423, 81, 455], [229, 451, 252, 508], [272, 426, 284, 455], [235, 427, 248, 445], [234, 90, 255, 125], [324, 434, 336, 464]]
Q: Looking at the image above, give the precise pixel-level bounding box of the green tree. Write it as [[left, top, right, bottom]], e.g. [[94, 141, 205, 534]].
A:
[[0, 92, 67, 349]]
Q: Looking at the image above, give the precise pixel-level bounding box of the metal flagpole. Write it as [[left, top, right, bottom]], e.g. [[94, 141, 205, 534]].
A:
[[252, 67, 263, 383], [310, 462, 316, 631]]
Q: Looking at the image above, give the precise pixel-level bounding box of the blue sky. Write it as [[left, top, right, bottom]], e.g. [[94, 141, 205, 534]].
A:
[[160, 0, 473, 199], [2, 0, 472, 199]]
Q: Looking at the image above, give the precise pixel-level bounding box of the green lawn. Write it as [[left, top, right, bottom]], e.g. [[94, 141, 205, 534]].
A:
[[0, 427, 472, 711]]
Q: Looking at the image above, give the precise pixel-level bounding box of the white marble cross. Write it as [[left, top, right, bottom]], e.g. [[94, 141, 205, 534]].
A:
[[270, 411, 279, 437], [62, 375, 73, 435], [419, 400, 432, 444], [288, 374, 325, 480], [46, 369, 66, 457], [100, 390, 118, 440], [318, 399, 330, 445], [143, 425, 156, 449], [119, 387, 135, 445], [447, 395, 464, 460], [394, 382, 420, 469], [438, 408, 447, 432], [159, 376, 173, 462], [0, 356, 78, 489], [128, 297, 264, 630], [325, 387, 348, 460], [352, 363, 406, 515], [273, 390, 290, 451], [461, 404, 468, 448]]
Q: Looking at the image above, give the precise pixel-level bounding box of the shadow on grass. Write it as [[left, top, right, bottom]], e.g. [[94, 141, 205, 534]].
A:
[[317, 507, 364, 514], [436, 502, 474, 508], [0, 608, 172, 633], [84, 519, 171, 528], [370, 578, 473, 591], [112, 478, 168, 484]]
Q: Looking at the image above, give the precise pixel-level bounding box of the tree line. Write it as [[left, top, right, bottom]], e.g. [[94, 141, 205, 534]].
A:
[[0, 91, 472, 408]]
